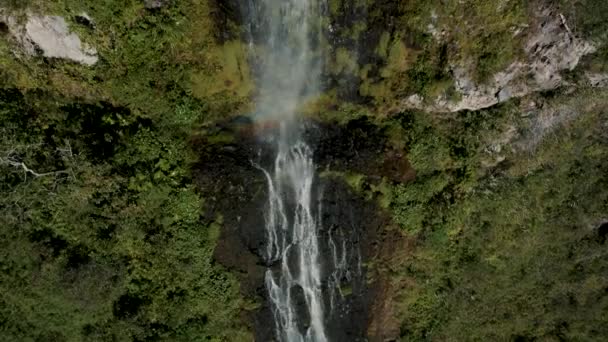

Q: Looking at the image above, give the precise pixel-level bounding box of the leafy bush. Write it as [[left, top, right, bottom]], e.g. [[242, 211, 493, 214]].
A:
[[0, 0, 254, 331], [389, 91, 608, 340]]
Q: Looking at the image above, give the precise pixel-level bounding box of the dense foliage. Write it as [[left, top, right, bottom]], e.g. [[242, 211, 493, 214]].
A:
[[0, 1, 252, 341], [1, 0, 607, 341], [389, 90, 608, 340], [325, 0, 527, 109]]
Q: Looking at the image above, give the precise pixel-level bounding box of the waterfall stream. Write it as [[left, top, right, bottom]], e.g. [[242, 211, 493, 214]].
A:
[[242, 1, 360, 341], [255, 129, 327, 341]]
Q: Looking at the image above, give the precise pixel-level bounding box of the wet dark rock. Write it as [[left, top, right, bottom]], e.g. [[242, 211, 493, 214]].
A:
[[292, 285, 311, 334], [208, 0, 242, 42], [311, 117, 415, 182], [317, 177, 388, 342], [192, 116, 408, 341], [215, 0, 240, 22], [192, 124, 267, 297], [598, 222, 608, 244], [334, 73, 364, 103]]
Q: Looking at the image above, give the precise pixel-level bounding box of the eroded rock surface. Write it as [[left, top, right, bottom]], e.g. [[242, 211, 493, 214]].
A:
[[1, 12, 98, 65], [193, 117, 408, 341], [402, 6, 598, 113], [587, 73, 608, 88]]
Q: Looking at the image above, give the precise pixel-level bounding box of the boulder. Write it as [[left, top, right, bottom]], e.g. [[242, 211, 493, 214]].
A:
[[2, 11, 98, 66], [22, 15, 98, 65]]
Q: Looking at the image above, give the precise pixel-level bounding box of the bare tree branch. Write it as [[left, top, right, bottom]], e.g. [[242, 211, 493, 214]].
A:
[[0, 138, 74, 182], [56, 139, 73, 158], [0, 157, 70, 180]]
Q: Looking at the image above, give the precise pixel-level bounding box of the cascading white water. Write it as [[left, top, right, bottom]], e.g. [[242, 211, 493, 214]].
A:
[[255, 129, 327, 341], [243, 0, 330, 341], [247, 0, 325, 122]]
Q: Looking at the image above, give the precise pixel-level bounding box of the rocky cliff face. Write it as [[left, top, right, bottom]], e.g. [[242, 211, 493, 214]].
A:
[[402, 5, 598, 113], [192, 118, 409, 341], [307, 1, 608, 117]]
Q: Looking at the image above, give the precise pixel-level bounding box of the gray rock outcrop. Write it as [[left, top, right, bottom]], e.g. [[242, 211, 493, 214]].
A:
[[587, 73, 608, 88], [1, 11, 98, 66], [402, 6, 598, 113]]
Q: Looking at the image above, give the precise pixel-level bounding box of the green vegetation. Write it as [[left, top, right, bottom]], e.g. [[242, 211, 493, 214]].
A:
[[1, 0, 253, 120], [0, 1, 253, 341], [561, 0, 608, 74], [2, 0, 608, 341], [388, 90, 608, 340], [325, 0, 527, 110], [444, 0, 526, 81], [561, 0, 608, 41]]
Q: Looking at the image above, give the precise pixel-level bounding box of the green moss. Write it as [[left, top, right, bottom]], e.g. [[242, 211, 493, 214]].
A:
[[348, 21, 368, 41], [190, 41, 254, 100], [381, 38, 409, 78], [206, 131, 237, 145], [359, 79, 394, 106], [331, 47, 359, 75], [345, 173, 366, 191], [320, 170, 365, 192], [370, 179, 393, 209], [320, 170, 393, 210], [339, 285, 353, 296], [302, 92, 370, 123], [375, 32, 391, 59], [328, 0, 342, 17]]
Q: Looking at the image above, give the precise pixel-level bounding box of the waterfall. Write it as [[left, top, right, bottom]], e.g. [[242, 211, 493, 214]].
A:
[[242, 1, 360, 341], [246, 0, 326, 340], [244, 0, 325, 121], [255, 132, 327, 342]]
